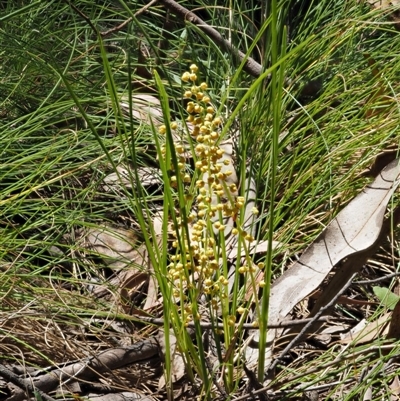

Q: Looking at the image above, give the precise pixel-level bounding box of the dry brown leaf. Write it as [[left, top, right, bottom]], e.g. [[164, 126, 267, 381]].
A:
[[340, 313, 390, 344], [390, 375, 400, 400], [269, 159, 400, 324], [386, 298, 400, 340], [367, 0, 400, 30], [103, 165, 162, 198], [120, 94, 163, 126], [81, 225, 139, 270], [157, 329, 186, 388], [143, 209, 163, 311]]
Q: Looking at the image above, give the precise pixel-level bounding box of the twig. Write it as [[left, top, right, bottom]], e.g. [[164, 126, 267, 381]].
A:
[[157, 0, 263, 78], [100, 0, 159, 37], [232, 344, 395, 401], [0, 365, 57, 401], [133, 315, 331, 329], [25, 339, 159, 394], [355, 272, 400, 285], [266, 273, 358, 374], [243, 363, 268, 401], [64, 0, 98, 35]]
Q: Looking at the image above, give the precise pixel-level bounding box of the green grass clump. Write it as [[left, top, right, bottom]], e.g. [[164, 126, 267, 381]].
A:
[[1, 0, 400, 400]]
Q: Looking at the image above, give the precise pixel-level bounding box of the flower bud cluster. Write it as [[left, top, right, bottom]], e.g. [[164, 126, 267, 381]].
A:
[[165, 65, 260, 325]]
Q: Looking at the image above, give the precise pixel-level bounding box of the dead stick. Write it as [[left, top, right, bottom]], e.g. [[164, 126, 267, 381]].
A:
[[266, 273, 357, 374], [133, 315, 331, 329], [0, 365, 57, 401], [101, 0, 158, 37], [158, 0, 263, 78]]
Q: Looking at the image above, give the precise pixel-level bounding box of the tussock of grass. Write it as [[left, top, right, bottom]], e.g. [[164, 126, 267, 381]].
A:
[[1, 0, 400, 400]]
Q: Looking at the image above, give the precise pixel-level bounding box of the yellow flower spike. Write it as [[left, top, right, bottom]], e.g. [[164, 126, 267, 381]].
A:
[[196, 92, 204, 101], [184, 90, 193, 98], [195, 144, 205, 153], [211, 299, 218, 308], [245, 234, 255, 243], [191, 85, 199, 94], [189, 73, 197, 81], [182, 71, 191, 82], [170, 121, 178, 130], [183, 174, 191, 183], [216, 203, 224, 211], [190, 64, 198, 72], [212, 117, 222, 126], [158, 124, 166, 135], [200, 82, 208, 90], [198, 203, 208, 211], [259, 280, 266, 288], [175, 144, 185, 154], [187, 115, 195, 122], [194, 104, 203, 113], [204, 278, 212, 286], [237, 307, 246, 314], [206, 106, 214, 114], [232, 228, 239, 235], [257, 262, 265, 269], [192, 126, 200, 137], [252, 207, 259, 215], [203, 96, 211, 103]]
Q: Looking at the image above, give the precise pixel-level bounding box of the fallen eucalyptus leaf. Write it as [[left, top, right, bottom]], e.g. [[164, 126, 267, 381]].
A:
[[246, 158, 400, 369], [268, 158, 400, 325]]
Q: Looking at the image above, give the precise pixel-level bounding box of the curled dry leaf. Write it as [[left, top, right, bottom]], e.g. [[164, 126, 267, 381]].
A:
[[157, 329, 186, 388], [120, 94, 163, 126], [340, 314, 390, 345], [269, 158, 400, 325], [103, 165, 163, 199], [80, 225, 139, 270], [246, 158, 400, 369]]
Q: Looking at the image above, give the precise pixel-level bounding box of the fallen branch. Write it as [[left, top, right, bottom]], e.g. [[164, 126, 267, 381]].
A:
[[11, 338, 159, 395], [0, 365, 57, 401], [158, 0, 263, 78]]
